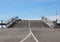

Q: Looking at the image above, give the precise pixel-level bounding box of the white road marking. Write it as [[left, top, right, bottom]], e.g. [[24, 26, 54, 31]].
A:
[[20, 32, 31, 42], [30, 29, 39, 42], [20, 29, 39, 42], [19, 20, 39, 42]]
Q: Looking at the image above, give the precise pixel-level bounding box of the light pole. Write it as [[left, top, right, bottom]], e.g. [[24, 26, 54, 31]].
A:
[[56, 10, 58, 28], [0, 20, 4, 29], [1, 20, 3, 29]]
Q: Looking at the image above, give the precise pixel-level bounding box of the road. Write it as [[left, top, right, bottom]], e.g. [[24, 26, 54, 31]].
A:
[[0, 28, 29, 42], [0, 20, 60, 42], [0, 28, 60, 42]]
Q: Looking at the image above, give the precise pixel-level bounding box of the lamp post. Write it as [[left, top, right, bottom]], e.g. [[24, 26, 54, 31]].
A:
[[56, 10, 58, 28], [1, 20, 3, 29], [0, 20, 4, 29]]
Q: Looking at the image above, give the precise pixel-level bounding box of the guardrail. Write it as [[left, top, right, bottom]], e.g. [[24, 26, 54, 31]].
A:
[[0, 20, 6, 29], [41, 17, 54, 28], [5, 16, 19, 28]]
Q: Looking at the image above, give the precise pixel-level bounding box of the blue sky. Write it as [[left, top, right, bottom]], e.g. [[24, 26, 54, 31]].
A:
[[0, 0, 60, 20]]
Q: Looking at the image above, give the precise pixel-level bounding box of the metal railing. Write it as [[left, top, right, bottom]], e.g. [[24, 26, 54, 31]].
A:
[[5, 16, 19, 28], [41, 17, 54, 28]]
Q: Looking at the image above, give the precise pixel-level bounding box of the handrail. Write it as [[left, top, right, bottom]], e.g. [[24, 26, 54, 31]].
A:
[[5, 16, 18, 24], [41, 17, 54, 28], [5, 16, 19, 28]]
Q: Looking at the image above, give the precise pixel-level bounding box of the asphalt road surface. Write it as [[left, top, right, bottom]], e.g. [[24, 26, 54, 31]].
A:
[[0, 28, 60, 42], [0, 28, 29, 42]]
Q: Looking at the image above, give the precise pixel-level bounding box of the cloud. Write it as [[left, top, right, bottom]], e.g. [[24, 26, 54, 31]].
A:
[[46, 16, 60, 21]]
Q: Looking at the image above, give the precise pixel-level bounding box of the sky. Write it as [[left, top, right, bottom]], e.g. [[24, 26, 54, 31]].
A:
[[0, 0, 60, 20]]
